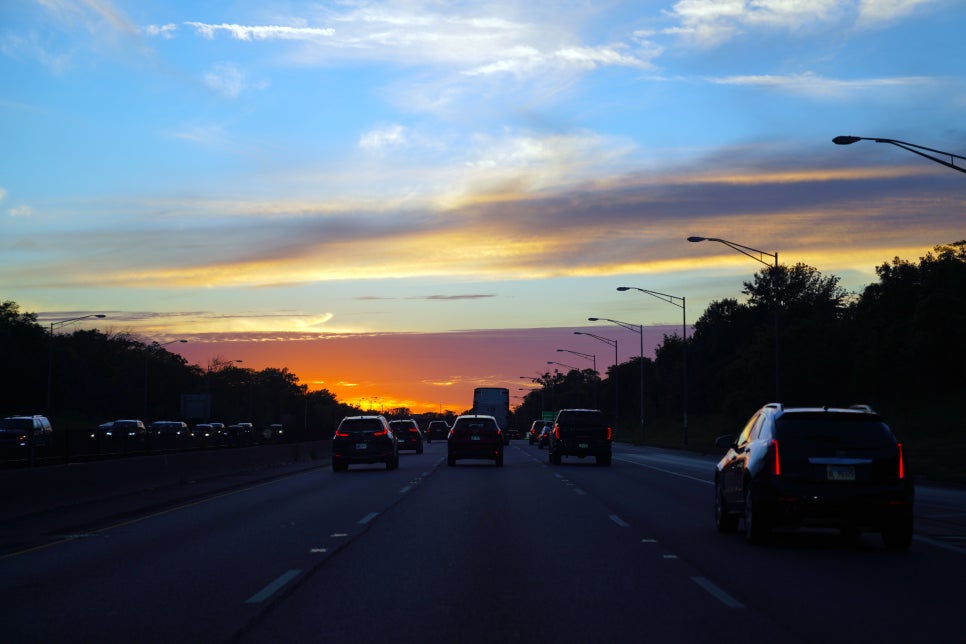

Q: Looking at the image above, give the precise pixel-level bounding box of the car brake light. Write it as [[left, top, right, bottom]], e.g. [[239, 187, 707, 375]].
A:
[[554, 424, 560, 438], [770, 439, 781, 476], [897, 442, 906, 479], [373, 429, 388, 437], [409, 428, 419, 433], [606, 426, 612, 440], [335, 430, 349, 437]]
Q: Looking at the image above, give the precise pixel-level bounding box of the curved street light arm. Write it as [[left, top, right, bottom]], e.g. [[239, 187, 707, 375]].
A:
[[834, 135, 966, 174], [547, 361, 578, 371], [573, 330, 617, 348], [617, 286, 684, 309], [557, 348, 595, 361], [687, 236, 777, 268], [589, 316, 641, 335]]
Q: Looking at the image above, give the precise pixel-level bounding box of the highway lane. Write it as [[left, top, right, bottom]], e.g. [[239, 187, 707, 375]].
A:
[[1, 440, 964, 643]]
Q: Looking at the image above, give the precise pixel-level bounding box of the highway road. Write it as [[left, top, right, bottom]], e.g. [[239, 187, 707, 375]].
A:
[[2, 440, 964, 643]]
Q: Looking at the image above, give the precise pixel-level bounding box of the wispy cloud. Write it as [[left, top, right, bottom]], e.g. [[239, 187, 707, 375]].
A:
[[185, 22, 335, 41], [202, 61, 267, 99], [664, 0, 940, 47], [707, 72, 938, 97]]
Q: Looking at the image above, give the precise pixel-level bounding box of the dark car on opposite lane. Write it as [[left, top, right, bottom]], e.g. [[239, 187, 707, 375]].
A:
[[714, 403, 914, 550], [332, 415, 399, 472], [447, 414, 503, 467]]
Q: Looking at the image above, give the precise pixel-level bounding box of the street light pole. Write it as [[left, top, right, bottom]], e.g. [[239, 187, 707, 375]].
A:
[[688, 235, 781, 402], [833, 135, 966, 174], [618, 286, 689, 445], [46, 314, 106, 417], [589, 317, 645, 443], [574, 330, 619, 426]]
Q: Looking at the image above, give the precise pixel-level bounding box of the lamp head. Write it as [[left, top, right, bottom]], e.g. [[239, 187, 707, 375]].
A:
[[616, 287, 630, 291], [588, 317, 599, 321], [687, 236, 707, 243], [833, 135, 861, 145]]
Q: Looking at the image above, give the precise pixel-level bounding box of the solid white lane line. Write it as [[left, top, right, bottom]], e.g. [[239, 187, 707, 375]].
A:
[[615, 456, 712, 485], [691, 577, 745, 609], [246, 569, 302, 604], [609, 514, 630, 528], [399, 485, 412, 494], [359, 512, 379, 525]]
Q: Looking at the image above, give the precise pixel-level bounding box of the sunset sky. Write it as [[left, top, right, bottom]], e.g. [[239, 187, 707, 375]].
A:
[[2, 0, 964, 413]]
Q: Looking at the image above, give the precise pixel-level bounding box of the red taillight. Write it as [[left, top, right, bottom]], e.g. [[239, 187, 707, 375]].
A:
[[335, 430, 349, 437], [373, 429, 388, 437], [606, 426, 612, 441], [409, 428, 419, 433], [898, 442, 906, 479], [770, 439, 781, 476], [553, 424, 560, 438]]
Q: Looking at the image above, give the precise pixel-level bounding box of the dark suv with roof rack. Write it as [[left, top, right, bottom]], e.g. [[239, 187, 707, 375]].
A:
[[714, 403, 914, 550]]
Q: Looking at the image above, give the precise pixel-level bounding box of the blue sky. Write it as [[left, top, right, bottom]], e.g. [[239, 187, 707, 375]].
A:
[[2, 0, 964, 347]]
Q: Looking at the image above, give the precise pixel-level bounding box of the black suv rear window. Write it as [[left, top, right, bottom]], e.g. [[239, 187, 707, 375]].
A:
[[775, 415, 896, 452], [340, 419, 385, 432], [556, 410, 605, 424], [0, 418, 31, 430]]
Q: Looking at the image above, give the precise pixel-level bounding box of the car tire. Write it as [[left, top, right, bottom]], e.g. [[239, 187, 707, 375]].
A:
[[447, 455, 456, 466], [596, 454, 611, 466], [495, 453, 504, 467], [417, 443, 424, 455], [715, 485, 739, 533], [744, 486, 770, 544], [333, 460, 347, 473], [882, 516, 913, 551], [549, 451, 561, 465]]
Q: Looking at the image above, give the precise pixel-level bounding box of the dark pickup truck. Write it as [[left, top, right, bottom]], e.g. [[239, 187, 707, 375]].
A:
[[548, 409, 612, 466]]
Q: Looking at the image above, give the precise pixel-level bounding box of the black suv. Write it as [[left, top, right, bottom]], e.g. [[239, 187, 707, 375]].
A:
[[389, 419, 424, 453], [0, 415, 53, 449], [332, 416, 399, 472], [447, 415, 503, 466], [426, 420, 449, 443], [548, 409, 612, 466], [714, 404, 914, 550]]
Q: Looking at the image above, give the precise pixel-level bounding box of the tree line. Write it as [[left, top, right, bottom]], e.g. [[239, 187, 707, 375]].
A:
[[514, 241, 965, 442]]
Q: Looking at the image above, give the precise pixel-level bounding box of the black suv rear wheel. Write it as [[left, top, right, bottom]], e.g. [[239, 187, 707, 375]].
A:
[[882, 515, 913, 551], [744, 487, 771, 544], [715, 484, 738, 533]]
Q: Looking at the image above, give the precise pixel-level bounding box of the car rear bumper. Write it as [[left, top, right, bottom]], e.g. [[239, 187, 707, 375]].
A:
[[448, 441, 502, 460], [755, 480, 914, 528], [551, 438, 611, 458]]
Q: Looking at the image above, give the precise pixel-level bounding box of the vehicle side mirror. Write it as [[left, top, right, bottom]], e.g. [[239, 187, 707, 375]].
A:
[[714, 435, 735, 450]]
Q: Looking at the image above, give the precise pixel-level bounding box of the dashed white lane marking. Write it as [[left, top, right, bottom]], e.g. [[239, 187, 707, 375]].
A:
[[691, 577, 745, 609], [246, 569, 302, 604], [609, 514, 630, 528], [399, 486, 412, 494], [359, 512, 379, 525]]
